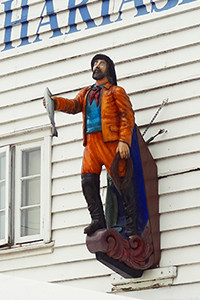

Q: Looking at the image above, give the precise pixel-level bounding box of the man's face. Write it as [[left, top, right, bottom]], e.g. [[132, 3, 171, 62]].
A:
[[92, 59, 108, 81]]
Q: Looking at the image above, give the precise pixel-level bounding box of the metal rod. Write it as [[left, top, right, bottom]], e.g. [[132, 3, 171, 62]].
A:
[[142, 98, 168, 137], [146, 129, 167, 144]]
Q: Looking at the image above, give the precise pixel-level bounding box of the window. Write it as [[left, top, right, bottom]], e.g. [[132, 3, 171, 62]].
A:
[[0, 138, 51, 247], [21, 148, 41, 237], [0, 146, 10, 246]]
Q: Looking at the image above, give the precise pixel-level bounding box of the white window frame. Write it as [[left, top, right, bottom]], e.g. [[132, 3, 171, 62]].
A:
[[15, 137, 51, 244], [0, 146, 11, 247]]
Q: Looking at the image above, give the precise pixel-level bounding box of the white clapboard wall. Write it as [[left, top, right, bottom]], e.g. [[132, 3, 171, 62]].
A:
[[0, 0, 200, 298]]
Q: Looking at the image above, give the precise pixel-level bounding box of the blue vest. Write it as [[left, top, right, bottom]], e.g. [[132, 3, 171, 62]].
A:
[[86, 84, 104, 134]]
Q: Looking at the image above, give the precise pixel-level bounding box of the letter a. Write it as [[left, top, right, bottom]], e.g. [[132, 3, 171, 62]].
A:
[[116, 0, 149, 22], [33, 0, 62, 43], [67, 0, 97, 34]]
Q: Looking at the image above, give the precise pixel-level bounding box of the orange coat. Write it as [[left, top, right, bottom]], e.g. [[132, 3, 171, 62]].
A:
[[55, 82, 135, 147]]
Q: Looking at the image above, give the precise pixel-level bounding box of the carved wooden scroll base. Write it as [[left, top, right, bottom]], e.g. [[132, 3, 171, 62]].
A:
[[86, 225, 154, 277]]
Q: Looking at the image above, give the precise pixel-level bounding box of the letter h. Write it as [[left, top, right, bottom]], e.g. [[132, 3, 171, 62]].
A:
[[2, 0, 30, 52]]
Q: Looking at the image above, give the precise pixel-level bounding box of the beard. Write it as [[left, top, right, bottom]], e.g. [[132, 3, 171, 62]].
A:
[[92, 68, 107, 80]]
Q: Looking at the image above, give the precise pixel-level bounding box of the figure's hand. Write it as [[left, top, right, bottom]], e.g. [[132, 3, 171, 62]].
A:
[[116, 141, 130, 159], [42, 96, 57, 108], [42, 98, 46, 108]]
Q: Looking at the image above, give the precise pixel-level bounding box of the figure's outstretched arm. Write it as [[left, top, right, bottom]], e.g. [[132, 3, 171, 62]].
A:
[[42, 86, 90, 115]]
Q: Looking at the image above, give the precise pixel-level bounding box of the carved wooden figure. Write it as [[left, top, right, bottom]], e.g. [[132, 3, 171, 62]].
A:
[[43, 54, 160, 278]]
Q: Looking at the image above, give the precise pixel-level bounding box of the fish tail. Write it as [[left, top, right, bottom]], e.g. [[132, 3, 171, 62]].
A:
[[52, 126, 58, 137]]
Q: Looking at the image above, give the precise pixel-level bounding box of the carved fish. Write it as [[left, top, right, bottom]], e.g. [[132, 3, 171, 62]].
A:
[[44, 87, 58, 137]]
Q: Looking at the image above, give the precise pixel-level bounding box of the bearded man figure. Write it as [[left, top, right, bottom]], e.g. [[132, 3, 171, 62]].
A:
[[48, 54, 137, 238]]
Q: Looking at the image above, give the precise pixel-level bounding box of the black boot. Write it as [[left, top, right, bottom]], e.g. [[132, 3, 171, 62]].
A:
[[81, 173, 106, 236], [120, 181, 137, 238]]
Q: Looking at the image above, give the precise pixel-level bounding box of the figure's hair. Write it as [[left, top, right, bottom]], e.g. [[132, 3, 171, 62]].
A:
[[91, 54, 117, 86]]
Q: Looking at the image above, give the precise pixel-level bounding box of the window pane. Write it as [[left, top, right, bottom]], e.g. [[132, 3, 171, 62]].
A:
[[0, 211, 5, 240], [0, 182, 5, 210], [0, 153, 5, 181], [21, 177, 40, 207], [22, 148, 41, 177], [21, 207, 40, 237]]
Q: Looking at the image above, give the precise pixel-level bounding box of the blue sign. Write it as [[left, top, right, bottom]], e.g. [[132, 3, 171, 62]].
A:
[[1, 0, 197, 52]]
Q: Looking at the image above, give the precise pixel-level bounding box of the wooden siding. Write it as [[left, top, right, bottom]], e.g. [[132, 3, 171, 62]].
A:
[[0, 0, 200, 297]]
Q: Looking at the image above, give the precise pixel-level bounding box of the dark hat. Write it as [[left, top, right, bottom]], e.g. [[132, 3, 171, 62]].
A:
[[91, 54, 117, 86]]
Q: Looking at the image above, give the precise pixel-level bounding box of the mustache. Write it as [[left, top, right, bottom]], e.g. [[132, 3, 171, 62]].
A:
[[93, 67, 102, 74], [92, 67, 107, 80]]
